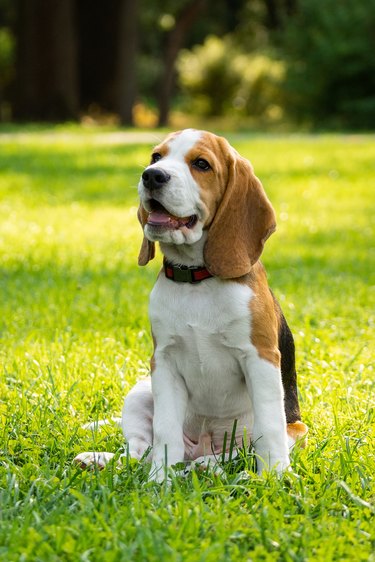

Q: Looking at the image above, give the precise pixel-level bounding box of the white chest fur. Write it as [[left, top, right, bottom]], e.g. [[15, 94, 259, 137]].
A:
[[149, 275, 257, 427]]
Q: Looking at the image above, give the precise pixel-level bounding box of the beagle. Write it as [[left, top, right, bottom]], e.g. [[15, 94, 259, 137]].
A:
[[75, 129, 308, 479]]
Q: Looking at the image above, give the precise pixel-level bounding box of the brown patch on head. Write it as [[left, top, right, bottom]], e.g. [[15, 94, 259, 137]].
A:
[[287, 421, 308, 448], [151, 131, 179, 160], [183, 132, 233, 227], [193, 132, 276, 279], [247, 262, 281, 367]]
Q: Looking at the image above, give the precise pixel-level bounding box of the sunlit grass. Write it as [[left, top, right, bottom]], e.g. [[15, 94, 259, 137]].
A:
[[0, 127, 374, 561]]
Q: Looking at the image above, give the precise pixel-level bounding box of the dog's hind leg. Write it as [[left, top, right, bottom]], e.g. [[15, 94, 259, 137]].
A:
[[73, 378, 154, 471], [122, 377, 154, 460]]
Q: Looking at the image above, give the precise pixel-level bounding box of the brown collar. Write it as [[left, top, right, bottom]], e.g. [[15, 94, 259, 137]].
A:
[[163, 259, 213, 284]]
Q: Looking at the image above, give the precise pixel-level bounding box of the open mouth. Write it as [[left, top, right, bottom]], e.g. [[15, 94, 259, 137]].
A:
[[146, 199, 198, 230]]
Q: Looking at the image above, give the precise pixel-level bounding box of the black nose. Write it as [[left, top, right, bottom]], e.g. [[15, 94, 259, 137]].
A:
[[142, 167, 171, 190]]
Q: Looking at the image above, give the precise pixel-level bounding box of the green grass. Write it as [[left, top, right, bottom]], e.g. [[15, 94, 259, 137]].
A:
[[0, 126, 374, 561]]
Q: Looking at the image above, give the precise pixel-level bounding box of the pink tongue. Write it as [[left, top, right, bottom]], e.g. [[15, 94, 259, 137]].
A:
[[148, 210, 179, 228]]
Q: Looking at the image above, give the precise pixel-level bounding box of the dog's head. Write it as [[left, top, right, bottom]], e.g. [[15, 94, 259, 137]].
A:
[[137, 129, 276, 279]]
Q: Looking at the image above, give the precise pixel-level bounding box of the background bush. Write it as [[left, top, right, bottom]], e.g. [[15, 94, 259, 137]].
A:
[[177, 36, 244, 117], [177, 35, 285, 122], [280, 0, 375, 129]]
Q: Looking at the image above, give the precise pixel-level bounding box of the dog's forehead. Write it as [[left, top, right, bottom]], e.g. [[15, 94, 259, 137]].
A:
[[152, 129, 237, 171], [154, 129, 224, 159], [166, 129, 203, 157]]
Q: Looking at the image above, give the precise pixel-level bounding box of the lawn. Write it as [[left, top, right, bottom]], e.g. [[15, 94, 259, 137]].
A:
[[0, 126, 374, 561]]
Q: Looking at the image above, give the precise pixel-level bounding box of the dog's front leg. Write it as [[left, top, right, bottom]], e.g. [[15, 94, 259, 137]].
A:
[[245, 355, 290, 475], [150, 361, 188, 482]]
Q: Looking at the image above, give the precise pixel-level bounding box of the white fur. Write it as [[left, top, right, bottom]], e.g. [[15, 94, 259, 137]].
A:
[[74, 451, 117, 469], [138, 129, 206, 247]]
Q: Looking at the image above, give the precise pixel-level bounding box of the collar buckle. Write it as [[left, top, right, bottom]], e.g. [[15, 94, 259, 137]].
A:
[[172, 264, 195, 283], [163, 260, 213, 284]]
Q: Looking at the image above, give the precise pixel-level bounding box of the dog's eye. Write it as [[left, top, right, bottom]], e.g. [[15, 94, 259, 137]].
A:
[[151, 153, 162, 164], [192, 158, 211, 171]]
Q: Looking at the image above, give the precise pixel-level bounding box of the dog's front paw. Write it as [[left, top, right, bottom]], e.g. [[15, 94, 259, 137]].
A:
[[256, 454, 290, 475], [73, 451, 117, 470], [148, 461, 171, 483]]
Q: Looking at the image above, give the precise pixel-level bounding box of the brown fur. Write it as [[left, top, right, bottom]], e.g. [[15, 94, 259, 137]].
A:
[[202, 140, 276, 279], [247, 263, 280, 367], [287, 421, 308, 448]]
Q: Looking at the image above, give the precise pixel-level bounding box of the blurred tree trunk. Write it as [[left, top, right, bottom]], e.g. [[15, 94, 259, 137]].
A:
[[264, 0, 297, 30], [157, 0, 205, 127], [116, 0, 139, 126], [76, 0, 120, 115], [13, 0, 78, 121]]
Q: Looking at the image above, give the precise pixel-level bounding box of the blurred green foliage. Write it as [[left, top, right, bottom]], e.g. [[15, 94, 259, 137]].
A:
[[178, 36, 285, 122], [178, 36, 244, 117], [281, 0, 375, 129]]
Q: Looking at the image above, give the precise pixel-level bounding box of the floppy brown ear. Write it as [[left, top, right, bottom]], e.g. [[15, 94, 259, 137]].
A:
[[137, 205, 155, 266], [204, 155, 276, 279]]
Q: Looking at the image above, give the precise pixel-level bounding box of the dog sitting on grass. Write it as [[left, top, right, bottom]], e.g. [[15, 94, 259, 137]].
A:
[[75, 129, 308, 480]]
